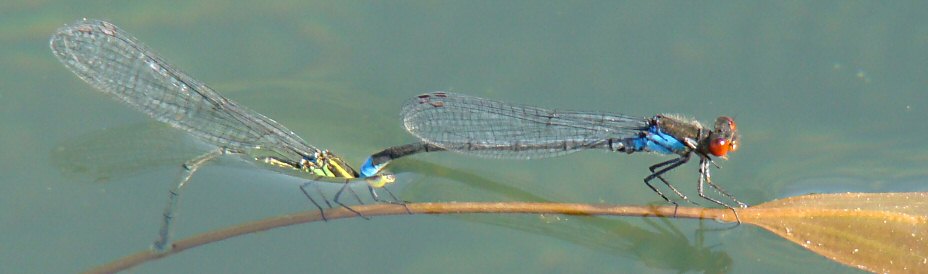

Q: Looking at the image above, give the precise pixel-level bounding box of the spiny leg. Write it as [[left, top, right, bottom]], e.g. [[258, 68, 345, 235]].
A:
[[696, 158, 742, 224], [367, 185, 402, 204], [700, 160, 749, 208], [153, 149, 224, 251], [368, 185, 412, 215], [643, 158, 682, 205], [650, 157, 695, 204], [344, 183, 366, 204], [644, 156, 696, 207], [300, 180, 333, 221], [333, 182, 370, 220]]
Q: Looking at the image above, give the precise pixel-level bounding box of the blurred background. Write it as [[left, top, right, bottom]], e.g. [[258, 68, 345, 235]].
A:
[[2, 1, 926, 273]]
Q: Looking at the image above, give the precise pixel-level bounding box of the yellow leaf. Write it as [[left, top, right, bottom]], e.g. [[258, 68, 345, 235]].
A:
[[741, 192, 928, 273]]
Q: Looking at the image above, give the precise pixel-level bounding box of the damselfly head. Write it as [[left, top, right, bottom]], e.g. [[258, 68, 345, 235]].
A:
[[708, 116, 739, 157], [366, 174, 397, 188]]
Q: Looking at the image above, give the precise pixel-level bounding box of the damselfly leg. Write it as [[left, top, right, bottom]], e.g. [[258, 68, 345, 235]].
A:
[[299, 181, 334, 220], [696, 157, 747, 224], [154, 148, 225, 251], [643, 155, 698, 207], [298, 180, 369, 220], [368, 184, 412, 215], [298, 175, 409, 221]]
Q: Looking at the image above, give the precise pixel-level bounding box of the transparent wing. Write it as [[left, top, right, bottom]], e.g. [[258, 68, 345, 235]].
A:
[[50, 19, 318, 160], [401, 91, 649, 159]]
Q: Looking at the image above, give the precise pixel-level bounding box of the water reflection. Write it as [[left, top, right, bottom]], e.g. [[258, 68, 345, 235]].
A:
[[391, 159, 733, 273]]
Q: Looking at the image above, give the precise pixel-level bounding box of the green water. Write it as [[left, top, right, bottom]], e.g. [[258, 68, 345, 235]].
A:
[[3, 1, 926, 273]]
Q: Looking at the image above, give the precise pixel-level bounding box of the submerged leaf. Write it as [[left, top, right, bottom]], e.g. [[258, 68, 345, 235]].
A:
[[741, 192, 928, 273]]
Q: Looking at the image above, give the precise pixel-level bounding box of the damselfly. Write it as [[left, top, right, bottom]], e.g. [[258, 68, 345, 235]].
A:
[[361, 92, 747, 219], [50, 19, 399, 250]]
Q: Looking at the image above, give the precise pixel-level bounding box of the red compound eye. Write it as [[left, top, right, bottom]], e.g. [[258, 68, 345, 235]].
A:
[[708, 138, 731, 157]]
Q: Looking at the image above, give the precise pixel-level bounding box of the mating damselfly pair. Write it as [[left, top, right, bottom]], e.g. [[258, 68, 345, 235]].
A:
[[51, 19, 746, 250]]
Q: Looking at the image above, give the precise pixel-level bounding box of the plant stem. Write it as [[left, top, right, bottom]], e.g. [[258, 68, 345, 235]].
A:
[[83, 202, 735, 274]]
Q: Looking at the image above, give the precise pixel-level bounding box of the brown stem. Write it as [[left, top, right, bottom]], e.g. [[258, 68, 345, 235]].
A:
[[82, 202, 736, 274]]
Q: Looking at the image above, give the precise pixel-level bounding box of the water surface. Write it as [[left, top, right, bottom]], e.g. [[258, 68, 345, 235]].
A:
[[2, 1, 925, 273]]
